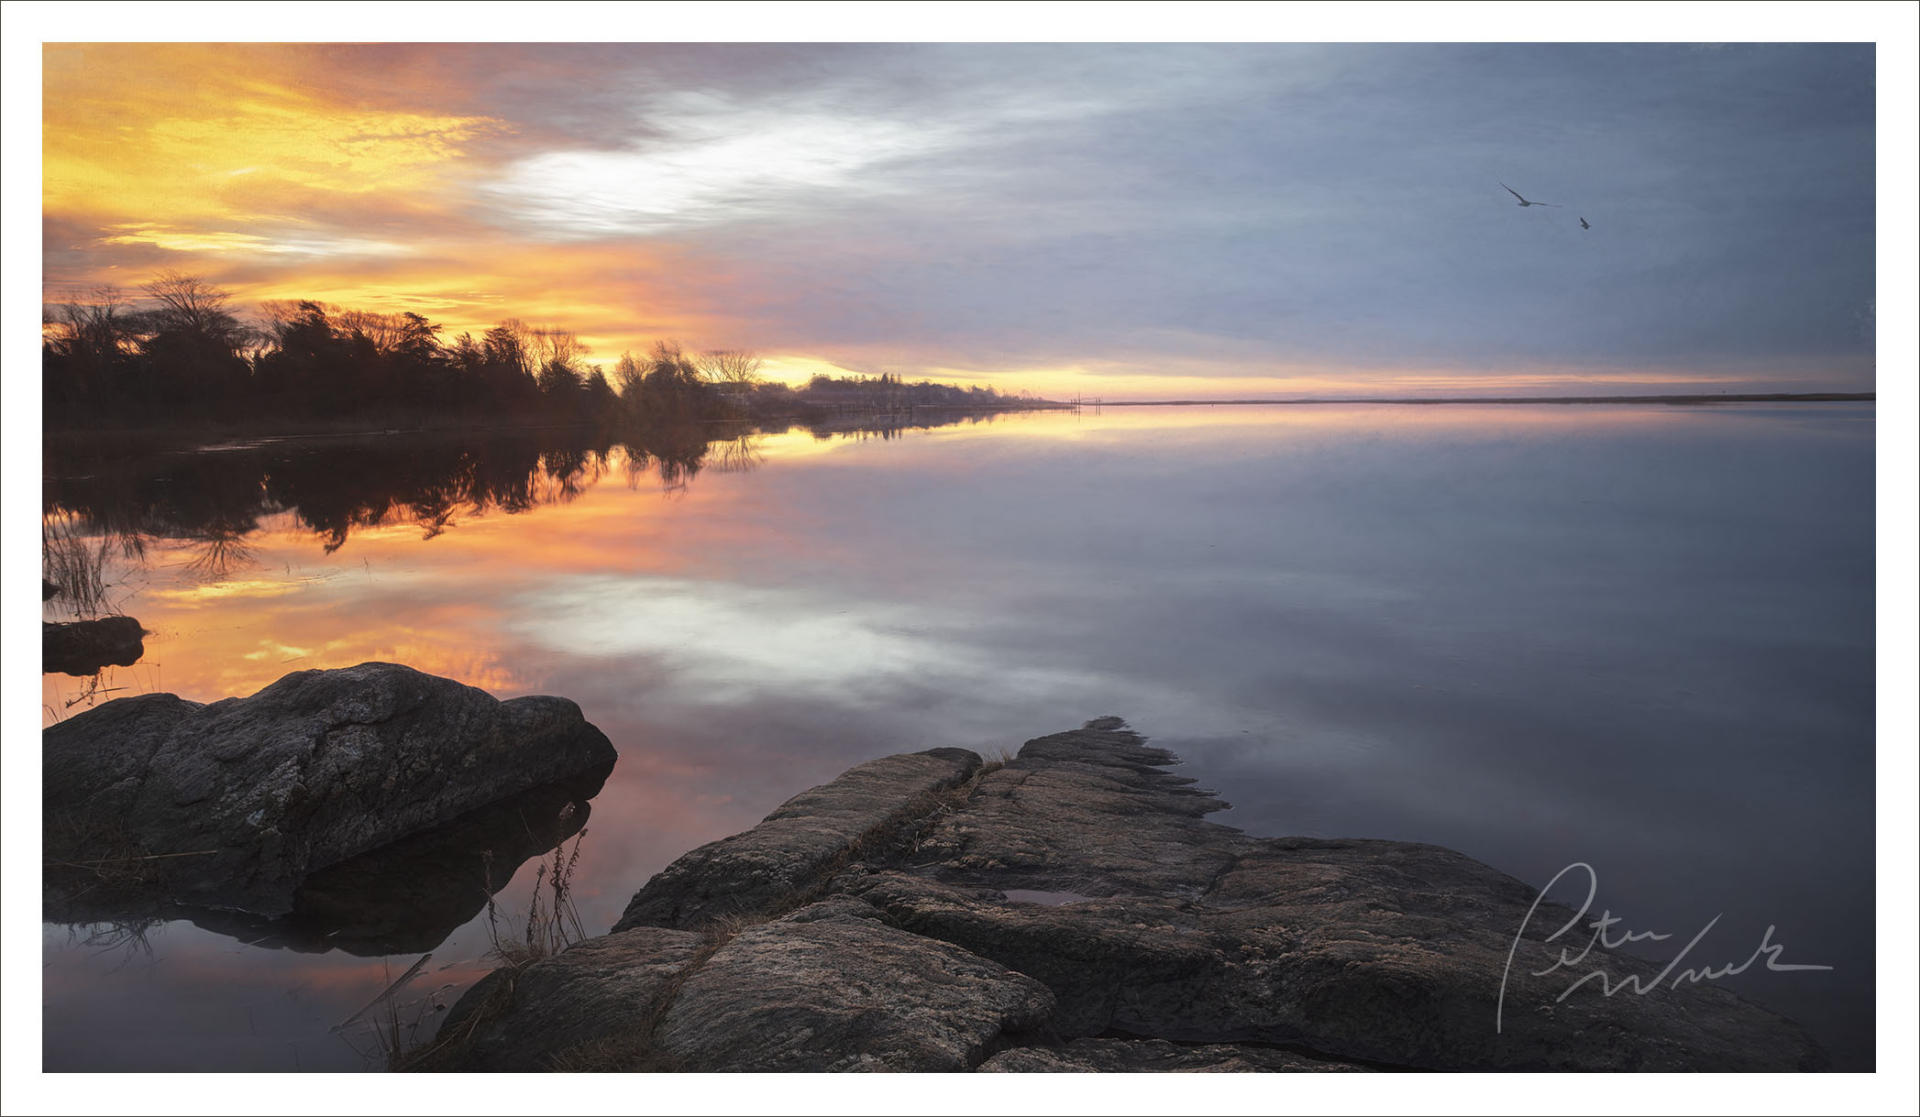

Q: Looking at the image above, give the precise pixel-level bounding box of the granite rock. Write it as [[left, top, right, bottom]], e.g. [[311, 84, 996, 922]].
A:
[[43, 662, 616, 915]]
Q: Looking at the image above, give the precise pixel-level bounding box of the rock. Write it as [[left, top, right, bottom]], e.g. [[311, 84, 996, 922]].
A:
[[414, 926, 709, 1072], [654, 900, 1053, 1071], [977, 1037, 1370, 1072], [424, 899, 1053, 1072], [43, 616, 147, 676], [427, 718, 1827, 1072], [42, 662, 617, 916], [857, 722, 1827, 1071], [45, 771, 602, 956], [614, 747, 982, 931]]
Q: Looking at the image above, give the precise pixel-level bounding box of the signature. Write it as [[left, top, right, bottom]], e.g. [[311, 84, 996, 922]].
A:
[[1496, 861, 1832, 1034]]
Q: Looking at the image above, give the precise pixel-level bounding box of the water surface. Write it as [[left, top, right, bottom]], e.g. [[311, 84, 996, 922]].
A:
[[41, 403, 1876, 1070]]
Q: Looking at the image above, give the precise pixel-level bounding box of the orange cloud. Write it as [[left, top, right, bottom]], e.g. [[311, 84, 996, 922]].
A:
[[44, 45, 500, 226]]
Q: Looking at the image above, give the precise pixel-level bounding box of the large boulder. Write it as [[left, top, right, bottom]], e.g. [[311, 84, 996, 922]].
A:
[[43, 662, 617, 916], [424, 718, 1827, 1072]]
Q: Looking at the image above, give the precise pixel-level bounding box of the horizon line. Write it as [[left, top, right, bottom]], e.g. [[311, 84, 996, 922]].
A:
[[1070, 392, 1876, 407]]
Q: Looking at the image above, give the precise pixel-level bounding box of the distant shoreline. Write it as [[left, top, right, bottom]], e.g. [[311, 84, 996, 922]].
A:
[[1086, 393, 1874, 407]]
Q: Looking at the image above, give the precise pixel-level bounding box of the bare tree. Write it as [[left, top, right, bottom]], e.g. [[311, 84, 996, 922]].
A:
[[529, 326, 590, 373], [338, 309, 410, 355], [48, 286, 132, 361], [493, 318, 538, 376], [142, 270, 243, 346], [257, 299, 310, 338], [612, 350, 644, 399], [696, 348, 763, 388]]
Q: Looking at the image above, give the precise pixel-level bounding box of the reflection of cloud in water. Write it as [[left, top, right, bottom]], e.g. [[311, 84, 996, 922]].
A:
[[508, 574, 1126, 707], [149, 577, 317, 603]]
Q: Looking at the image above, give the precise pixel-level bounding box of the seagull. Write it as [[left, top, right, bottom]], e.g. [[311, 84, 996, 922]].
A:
[[1579, 217, 1591, 229], [1501, 182, 1561, 208]]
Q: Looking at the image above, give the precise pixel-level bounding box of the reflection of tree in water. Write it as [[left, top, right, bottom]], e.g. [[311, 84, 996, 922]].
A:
[[44, 439, 271, 603], [178, 530, 258, 582], [41, 510, 143, 620], [707, 432, 765, 475], [43, 410, 1015, 557], [173, 493, 266, 582], [634, 420, 715, 494], [531, 447, 610, 506]]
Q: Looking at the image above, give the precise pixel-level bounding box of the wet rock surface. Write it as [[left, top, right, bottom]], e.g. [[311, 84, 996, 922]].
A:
[[43, 662, 616, 916], [427, 718, 1828, 1072]]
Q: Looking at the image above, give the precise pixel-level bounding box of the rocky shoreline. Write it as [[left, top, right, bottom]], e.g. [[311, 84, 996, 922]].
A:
[[417, 717, 1826, 1072], [42, 667, 1828, 1072]]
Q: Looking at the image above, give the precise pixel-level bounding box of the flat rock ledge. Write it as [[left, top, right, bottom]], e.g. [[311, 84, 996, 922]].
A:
[[422, 718, 1826, 1073], [43, 662, 616, 916]]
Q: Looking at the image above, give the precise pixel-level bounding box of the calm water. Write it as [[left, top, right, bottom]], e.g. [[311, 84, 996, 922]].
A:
[[40, 403, 1876, 1070]]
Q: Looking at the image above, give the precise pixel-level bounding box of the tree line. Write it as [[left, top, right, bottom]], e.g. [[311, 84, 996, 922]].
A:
[[42, 272, 1051, 431]]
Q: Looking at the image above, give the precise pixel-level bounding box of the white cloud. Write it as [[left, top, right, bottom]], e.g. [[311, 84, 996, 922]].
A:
[[100, 223, 413, 259], [481, 108, 960, 237]]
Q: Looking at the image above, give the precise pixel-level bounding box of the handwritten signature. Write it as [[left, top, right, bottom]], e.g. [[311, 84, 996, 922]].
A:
[[1496, 861, 1832, 1034]]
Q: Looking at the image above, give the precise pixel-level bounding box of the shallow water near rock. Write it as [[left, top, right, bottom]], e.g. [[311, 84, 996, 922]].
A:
[[40, 403, 1875, 1070]]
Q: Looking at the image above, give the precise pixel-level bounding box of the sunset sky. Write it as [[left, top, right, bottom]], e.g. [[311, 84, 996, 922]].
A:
[[32, 39, 1887, 398]]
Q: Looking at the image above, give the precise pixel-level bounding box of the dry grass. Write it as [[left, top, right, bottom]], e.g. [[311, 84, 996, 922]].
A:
[[485, 832, 589, 968], [43, 808, 218, 902], [332, 954, 471, 1070], [50, 669, 134, 719], [387, 831, 593, 1071], [543, 1031, 666, 1073]]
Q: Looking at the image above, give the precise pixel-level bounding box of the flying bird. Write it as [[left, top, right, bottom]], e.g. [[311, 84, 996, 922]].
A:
[[1501, 182, 1560, 208], [1579, 217, 1591, 229]]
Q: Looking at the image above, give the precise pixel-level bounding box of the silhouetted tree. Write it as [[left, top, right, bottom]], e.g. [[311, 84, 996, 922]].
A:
[[583, 368, 618, 416], [134, 273, 252, 418], [45, 270, 1056, 435], [43, 287, 139, 422]]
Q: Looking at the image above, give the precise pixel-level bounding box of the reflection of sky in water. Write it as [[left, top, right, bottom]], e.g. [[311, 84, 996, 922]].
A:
[[42, 404, 1875, 1069]]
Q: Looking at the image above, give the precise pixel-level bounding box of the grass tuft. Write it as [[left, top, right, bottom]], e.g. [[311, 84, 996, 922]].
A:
[[485, 830, 589, 968], [384, 830, 591, 1071]]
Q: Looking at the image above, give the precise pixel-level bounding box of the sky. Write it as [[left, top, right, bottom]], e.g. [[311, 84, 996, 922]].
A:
[[36, 39, 1882, 398]]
